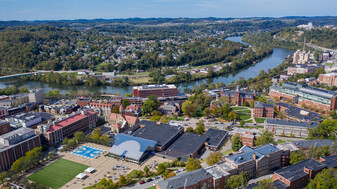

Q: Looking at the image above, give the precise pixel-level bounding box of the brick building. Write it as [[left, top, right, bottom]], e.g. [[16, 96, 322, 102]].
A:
[[87, 102, 114, 117], [133, 84, 177, 98], [225, 144, 283, 178], [0, 107, 8, 118], [272, 155, 337, 189], [0, 127, 41, 172], [254, 101, 274, 118], [274, 102, 321, 122], [125, 97, 143, 106], [264, 118, 318, 138], [0, 121, 11, 136], [109, 112, 139, 133], [269, 82, 337, 112], [77, 98, 91, 108], [318, 72, 337, 86], [220, 87, 256, 106], [232, 128, 261, 147], [36, 110, 98, 145], [287, 64, 322, 75], [156, 168, 214, 189]]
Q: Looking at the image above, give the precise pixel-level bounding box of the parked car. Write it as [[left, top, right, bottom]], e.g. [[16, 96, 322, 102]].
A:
[[174, 170, 180, 173], [154, 176, 160, 180], [139, 180, 145, 184], [146, 178, 153, 182], [181, 167, 186, 171]]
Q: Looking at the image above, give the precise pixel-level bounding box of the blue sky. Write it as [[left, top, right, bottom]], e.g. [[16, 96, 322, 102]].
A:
[[0, 0, 336, 21]]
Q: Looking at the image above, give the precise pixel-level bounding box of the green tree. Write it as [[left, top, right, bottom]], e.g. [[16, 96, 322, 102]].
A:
[[157, 163, 166, 174], [255, 131, 275, 146], [112, 106, 120, 113], [227, 171, 249, 189], [290, 150, 305, 164], [305, 168, 337, 189], [118, 175, 127, 186], [232, 135, 243, 152], [228, 112, 238, 121], [195, 121, 205, 135], [73, 131, 86, 143], [185, 158, 201, 172], [240, 120, 245, 127], [122, 99, 130, 109], [142, 99, 158, 115], [186, 127, 194, 133], [143, 166, 150, 175], [206, 151, 222, 166], [254, 179, 276, 189], [182, 100, 195, 118], [25, 147, 42, 165]]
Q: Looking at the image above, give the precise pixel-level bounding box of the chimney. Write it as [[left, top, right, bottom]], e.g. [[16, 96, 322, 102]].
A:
[[252, 153, 257, 160]]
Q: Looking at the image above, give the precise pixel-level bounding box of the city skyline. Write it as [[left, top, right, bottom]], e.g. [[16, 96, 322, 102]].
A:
[[0, 0, 336, 21]]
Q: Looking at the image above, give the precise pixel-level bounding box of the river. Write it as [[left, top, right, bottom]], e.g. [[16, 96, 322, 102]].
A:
[[0, 37, 294, 95]]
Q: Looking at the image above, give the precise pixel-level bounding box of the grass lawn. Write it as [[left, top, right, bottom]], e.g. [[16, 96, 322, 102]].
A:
[[233, 109, 251, 114], [244, 120, 253, 123], [238, 113, 251, 121], [131, 76, 151, 84], [255, 117, 266, 123], [146, 186, 156, 189], [231, 106, 249, 111], [28, 159, 88, 189]]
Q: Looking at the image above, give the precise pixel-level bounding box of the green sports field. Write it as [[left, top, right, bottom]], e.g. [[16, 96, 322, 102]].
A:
[[27, 159, 88, 189]]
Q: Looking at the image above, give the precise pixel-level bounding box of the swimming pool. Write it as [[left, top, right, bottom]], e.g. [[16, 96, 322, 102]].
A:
[[71, 145, 105, 159]]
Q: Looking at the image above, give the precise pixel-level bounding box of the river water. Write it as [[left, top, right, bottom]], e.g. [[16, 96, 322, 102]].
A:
[[0, 37, 294, 95]]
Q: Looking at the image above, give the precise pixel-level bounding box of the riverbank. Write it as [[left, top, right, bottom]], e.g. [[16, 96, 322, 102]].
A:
[[0, 37, 295, 95]]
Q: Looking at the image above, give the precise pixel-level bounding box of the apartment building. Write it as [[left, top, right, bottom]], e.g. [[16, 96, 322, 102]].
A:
[[318, 72, 337, 86], [0, 121, 11, 136]]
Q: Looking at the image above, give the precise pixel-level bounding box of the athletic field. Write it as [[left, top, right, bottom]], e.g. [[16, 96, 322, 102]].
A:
[[27, 158, 88, 189]]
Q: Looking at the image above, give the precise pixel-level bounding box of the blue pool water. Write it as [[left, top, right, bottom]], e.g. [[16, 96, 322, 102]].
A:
[[71, 145, 105, 159]]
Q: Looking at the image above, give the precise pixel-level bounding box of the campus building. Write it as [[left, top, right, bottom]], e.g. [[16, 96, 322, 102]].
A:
[[232, 128, 261, 147], [253, 101, 274, 118], [269, 82, 337, 112], [318, 72, 337, 86], [0, 121, 11, 136], [287, 64, 321, 75], [109, 111, 139, 133], [108, 134, 157, 163], [225, 144, 283, 178], [132, 84, 177, 98], [36, 110, 98, 145], [272, 155, 337, 189], [125, 120, 184, 152], [275, 102, 321, 122], [220, 87, 256, 106], [156, 168, 214, 189], [0, 127, 41, 172], [28, 88, 45, 104], [264, 119, 318, 138], [0, 107, 8, 118]]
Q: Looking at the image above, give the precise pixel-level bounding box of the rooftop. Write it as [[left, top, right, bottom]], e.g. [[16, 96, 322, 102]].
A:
[[157, 132, 206, 158], [133, 84, 176, 90], [275, 102, 321, 121], [47, 111, 95, 133], [0, 127, 37, 150], [109, 134, 157, 161], [290, 139, 335, 149], [203, 128, 228, 149], [227, 144, 281, 165], [265, 118, 318, 128], [320, 154, 337, 168], [275, 158, 326, 182], [156, 168, 212, 189], [255, 101, 274, 108], [127, 120, 183, 148]]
